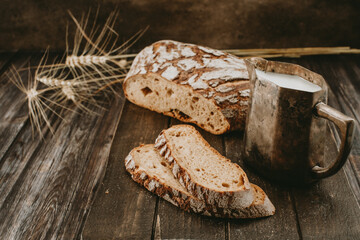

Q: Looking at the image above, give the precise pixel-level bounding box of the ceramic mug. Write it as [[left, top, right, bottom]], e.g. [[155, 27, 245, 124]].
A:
[[243, 58, 355, 185]]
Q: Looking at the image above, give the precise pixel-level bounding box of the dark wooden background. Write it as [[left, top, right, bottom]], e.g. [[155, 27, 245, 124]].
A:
[[1, 52, 359, 239], [1, 2, 360, 237], [1, 0, 360, 51]]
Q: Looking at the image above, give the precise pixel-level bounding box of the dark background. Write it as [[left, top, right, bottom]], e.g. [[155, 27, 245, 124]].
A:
[[1, 0, 360, 51]]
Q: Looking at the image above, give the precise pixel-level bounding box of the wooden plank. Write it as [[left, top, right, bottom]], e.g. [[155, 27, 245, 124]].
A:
[[224, 131, 300, 240], [0, 53, 63, 208], [81, 102, 169, 239], [0, 53, 35, 162], [0, 54, 354, 239], [292, 127, 360, 239], [0, 98, 124, 239], [155, 119, 226, 240], [0, 52, 62, 163], [58, 95, 125, 239], [327, 86, 360, 207], [0, 112, 60, 209], [0, 65, 125, 239]]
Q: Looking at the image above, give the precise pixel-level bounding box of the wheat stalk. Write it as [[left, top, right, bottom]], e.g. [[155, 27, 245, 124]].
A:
[[5, 9, 142, 137], [35, 51, 126, 115], [65, 9, 145, 91], [224, 46, 360, 58], [6, 65, 58, 138]]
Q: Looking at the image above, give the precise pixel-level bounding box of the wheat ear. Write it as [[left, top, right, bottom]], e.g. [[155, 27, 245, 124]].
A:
[[6, 64, 58, 138], [35, 52, 113, 115], [65, 10, 145, 89]]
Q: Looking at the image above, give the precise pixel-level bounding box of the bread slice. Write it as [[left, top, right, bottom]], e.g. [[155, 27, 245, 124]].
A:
[[125, 144, 206, 214], [125, 144, 275, 218], [123, 40, 250, 135], [154, 124, 254, 209]]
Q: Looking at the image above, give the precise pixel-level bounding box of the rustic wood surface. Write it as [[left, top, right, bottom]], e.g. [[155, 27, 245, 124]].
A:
[[0, 52, 125, 239], [0, 53, 359, 240]]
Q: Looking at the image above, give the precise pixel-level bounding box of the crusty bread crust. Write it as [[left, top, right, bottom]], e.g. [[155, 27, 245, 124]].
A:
[[245, 184, 275, 218], [125, 146, 206, 213], [125, 144, 275, 218], [154, 125, 254, 209], [123, 40, 250, 134], [126, 144, 275, 218]]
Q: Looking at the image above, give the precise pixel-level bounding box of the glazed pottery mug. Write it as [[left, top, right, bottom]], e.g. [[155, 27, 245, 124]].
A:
[[243, 58, 355, 185]]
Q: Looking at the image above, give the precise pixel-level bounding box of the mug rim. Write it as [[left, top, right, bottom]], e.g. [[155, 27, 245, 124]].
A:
[[246, 57, 327, 92]]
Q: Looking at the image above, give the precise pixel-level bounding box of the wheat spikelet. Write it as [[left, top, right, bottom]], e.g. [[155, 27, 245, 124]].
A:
[[65, 9, 144, 90], [4, 10, 143, 137], [6, 65, 57, 138], [35, 52, 113, 115]]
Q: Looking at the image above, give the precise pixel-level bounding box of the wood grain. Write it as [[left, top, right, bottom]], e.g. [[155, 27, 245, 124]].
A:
[[0, 53, 38, 162], [0, 96, 125, 239], [58, 95, 125, 239], [0, 51, 125, 239], [0, 53, 60, 209], [0, 52, 67, 209], [1, 53, 360, 240], [292, 128, 360, 239], [327, 89, 360, 206], [81, 102, 169, 239]]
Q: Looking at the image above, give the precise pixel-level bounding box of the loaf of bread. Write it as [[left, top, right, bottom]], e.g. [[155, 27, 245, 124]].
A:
[[155, 124, 254, 209], [123, 40, 250, 135], [125, 144, 275, 218]]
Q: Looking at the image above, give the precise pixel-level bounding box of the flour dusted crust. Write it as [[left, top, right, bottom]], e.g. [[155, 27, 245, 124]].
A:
[[125, 144, 275, 218], [123, 40, 250, 134], [154, 125, 254, 209]]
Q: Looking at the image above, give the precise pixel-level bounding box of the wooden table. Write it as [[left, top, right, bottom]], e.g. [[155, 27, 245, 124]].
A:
[[0, 53, 359, 239]]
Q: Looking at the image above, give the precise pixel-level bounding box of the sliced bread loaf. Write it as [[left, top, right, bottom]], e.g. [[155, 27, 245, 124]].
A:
[[125, 144, 275, 218], [123, 40, 250, 135], [154, 124, 254, 209], [125, 144, 206, 213]]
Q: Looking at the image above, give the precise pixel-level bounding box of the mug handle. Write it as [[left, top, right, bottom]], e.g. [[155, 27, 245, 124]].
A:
[[312, 102, 356, 179]]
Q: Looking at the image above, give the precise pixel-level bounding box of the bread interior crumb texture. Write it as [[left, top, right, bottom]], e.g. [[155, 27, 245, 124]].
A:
[[165, 127, 246, 191], [125, 73, 230, 134]]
